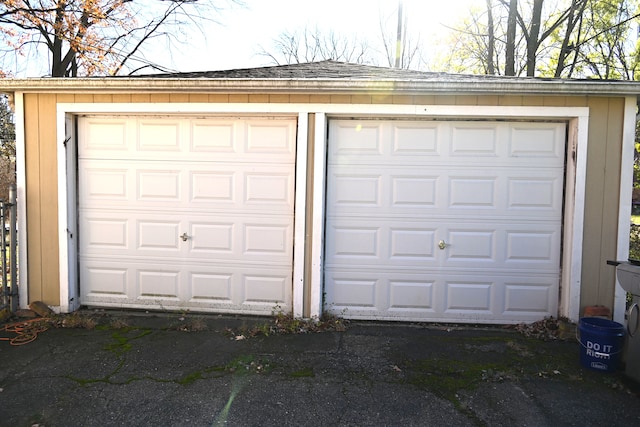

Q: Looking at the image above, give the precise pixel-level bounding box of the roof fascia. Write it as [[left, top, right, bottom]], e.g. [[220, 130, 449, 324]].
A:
[[2, 78, 640, 97]]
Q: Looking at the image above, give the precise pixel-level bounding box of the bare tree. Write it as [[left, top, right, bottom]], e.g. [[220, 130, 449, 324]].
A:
[[504, 0, 518, 75], [438, 0, 640, 79], [257, 27, 375, 65], [379, 1, 422, 69], [486, 0, 496, 74], [0, 0, 235, 77]]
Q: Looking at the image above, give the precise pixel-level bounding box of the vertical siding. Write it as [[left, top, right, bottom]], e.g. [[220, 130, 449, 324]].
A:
[[24, 93, 59, 305], [581, 97, 624, 310]]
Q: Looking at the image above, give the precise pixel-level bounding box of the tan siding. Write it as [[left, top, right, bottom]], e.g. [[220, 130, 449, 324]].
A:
[[455, 95, 478, 105], [499, 95, 523, 106], [56, 94, 75, 103], [580, 97, 623, 312], [525, 96, 544, 106], [249, 94, 269, 103], [330, 95, 350, 104], [434, 95, 456, 105], [75, 94, 94, 103], [543, 97, 566, 107], [112, 94, 132, 103], [93, 94, 112, 103], [309, 94, 331, 103], [565, 96, 588, 107], [169, 93, 189, 103], [392, 95, 414, 104], [290, 94, 310, 103], [269, 94, 290, 103], [208, 94, 229, 103], [304, 113, 316, 317], [189, 94, 209, 103], [24, 94, 43, 303], [476, 95, 499, 105], [24, 94, 60, 305], [148, 94, 170, 102], [372, 95, 394, 104], [229, 94, 249, 103], [414, 95, 434, 104], [38, 94, 60, 304], [131, 94, 151, 102], [351, 95, 372, 104]]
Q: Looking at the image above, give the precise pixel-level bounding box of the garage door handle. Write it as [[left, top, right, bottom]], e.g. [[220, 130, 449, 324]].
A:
[[438, 240, 447, 250], [180, 232, 190, 242]]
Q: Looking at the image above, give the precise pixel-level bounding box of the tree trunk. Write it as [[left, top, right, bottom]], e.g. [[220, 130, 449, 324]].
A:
[[395, 0, 404, 68], [505, 0, 518, 76], [526, 0, 544, 76], [555, 0, 587, 78], [486, 0, 495, 74]]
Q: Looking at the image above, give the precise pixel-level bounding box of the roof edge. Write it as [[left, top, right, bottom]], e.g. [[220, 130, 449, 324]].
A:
[[2, 78, 640, 96]]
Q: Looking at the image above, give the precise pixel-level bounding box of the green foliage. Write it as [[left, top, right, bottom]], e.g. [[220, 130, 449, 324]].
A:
[[629, 224, 640, 259], [0, 94, 15, 202], [436, 0, 640, 79]]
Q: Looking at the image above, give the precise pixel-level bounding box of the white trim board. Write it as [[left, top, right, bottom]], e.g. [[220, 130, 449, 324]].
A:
[[54, 103, 589, 322], [614, 96, 638, 324], [13, 92, 28, 310], [292, 113, 308, 318]]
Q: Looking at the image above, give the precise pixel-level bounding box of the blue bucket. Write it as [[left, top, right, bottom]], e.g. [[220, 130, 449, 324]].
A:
[[578, 317, 625, 372]]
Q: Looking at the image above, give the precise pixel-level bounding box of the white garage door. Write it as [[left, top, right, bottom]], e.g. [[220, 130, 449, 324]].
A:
[[78, 115, 296, 314], [324, 119, 565, 323]]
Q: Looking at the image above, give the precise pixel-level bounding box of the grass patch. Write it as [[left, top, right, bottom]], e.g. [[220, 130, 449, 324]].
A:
[[290, 367, 315, 378], [225, 311, 347, 339], [224, 354, 272, 375]]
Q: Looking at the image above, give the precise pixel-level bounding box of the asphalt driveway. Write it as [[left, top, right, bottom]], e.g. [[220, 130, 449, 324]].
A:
[[1, 311, 639, 426]]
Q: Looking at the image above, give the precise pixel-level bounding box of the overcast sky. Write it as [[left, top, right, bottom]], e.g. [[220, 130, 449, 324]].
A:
[[13, 0, 478, 76], [159, 0, 477, 73]]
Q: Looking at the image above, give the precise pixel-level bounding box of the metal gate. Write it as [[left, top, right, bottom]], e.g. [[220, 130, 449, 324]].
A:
[[1, 184, 17, 313]]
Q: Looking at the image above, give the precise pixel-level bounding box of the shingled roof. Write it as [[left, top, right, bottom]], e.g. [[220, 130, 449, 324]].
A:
[[136, 60, 522, 82], [4, 60, 640, 96]]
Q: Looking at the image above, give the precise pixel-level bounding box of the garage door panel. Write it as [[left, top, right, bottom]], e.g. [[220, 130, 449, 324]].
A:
[[389, 280, 435, 311], [80, 116, 296, 163], [80, 118, 129, 152], [79, 116, 295, 315], [329, 121, 565, 168], [138, 269, 180, 300], [325, 119, 564, 323], [137, 221, 181, 250], [80, 160, 293, 213], [189, 272, 233, 302], [82, 265, 129, 298], [451, 125, 499, 157], [509, 125, 565, 160], [331, 122, 382, 155], [137, 170, 181, 201], [390, 228, 436, 260], [449, 176, 497, 208], [246, 121, 297, 156], [325, 270, 557, 322], [327, 166, 562, 219], [81, 211, 292, 263], [393, 124, 439, 155], [326, 217, 560, 271], [81, 260, 292, 312], [445, 281, 493, 312], [138, 120, 182, 152], [191, 171, 234, 202]]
